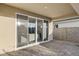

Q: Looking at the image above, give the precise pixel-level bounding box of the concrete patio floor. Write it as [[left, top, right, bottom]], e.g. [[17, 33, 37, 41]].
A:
[[1, 40, 79, 56]]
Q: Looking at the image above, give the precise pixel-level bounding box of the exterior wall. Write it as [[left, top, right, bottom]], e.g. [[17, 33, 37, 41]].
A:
[[48, 20, 53, 41], [0, 4, 52, 54], [0, 16, 15, 54], [53, 18, 79, 43], [54, 27, 79, 43]]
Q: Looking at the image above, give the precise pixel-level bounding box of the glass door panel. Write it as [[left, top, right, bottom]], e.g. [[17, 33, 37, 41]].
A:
[[28, 17, 36, 44], [17, 14, 29, 47], [37, 20, 43, 42], [43, 20, 48, 41]]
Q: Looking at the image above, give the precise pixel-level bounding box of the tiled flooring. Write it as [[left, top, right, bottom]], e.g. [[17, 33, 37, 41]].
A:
[[1, 40, 79, 56]]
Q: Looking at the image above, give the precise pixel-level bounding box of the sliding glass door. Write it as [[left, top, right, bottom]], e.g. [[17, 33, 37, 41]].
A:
[[17, 14, 48, 47]]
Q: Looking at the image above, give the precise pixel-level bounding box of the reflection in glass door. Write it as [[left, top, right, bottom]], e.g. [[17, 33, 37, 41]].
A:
[[29, 17, 36, 44], [17, 14, 29, 47], [37, 20, 43, 42]]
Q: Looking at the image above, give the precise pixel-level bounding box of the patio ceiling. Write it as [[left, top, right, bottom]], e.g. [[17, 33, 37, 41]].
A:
[[6, 3, 78, 19]]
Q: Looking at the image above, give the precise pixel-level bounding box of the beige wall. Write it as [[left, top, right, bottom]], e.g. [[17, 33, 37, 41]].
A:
[[0, 16, 15, 54], [0, 4, 52, 54], [48, 20, 53, 41]]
